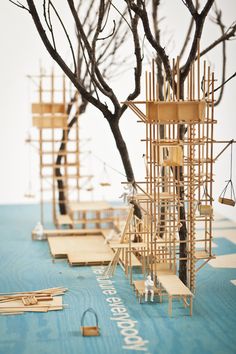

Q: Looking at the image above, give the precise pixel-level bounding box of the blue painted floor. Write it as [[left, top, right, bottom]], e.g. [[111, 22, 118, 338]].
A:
[[0, 204, 236, 354]]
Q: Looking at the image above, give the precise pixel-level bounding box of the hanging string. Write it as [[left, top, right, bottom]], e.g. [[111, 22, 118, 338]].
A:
[[218, 140, 236, 205], [92, 153, 127, 178], [230, 142, 233, 181]]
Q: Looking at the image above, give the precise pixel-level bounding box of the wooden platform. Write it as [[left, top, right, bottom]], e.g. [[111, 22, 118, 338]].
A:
[[153, 262, 176, 276], [56, 214, 73, 227], [69, 201, 111, 212], [47, 234, 114, 266], [68, 253, 112, 266], [132, 280, 161, 303], [156, 274, 193, 316], [68, 201, 115, 228], [43, 228, 103, 237]]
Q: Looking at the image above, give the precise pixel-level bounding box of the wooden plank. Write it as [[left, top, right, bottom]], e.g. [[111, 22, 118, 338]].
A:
[[32, 115, 67, 128], [157, 275, 193, 296], [69, 201, 111, 212], [68, 253, 112, 266], [146, 101, 206, 123], [47, 235, 114, 265], [132, 280, 160, 303], [128, 253, 142, 267], [109, 242, 147, 249], [43, 228, 103, 237], [56, 214, 73, 226], [32, 103, 65, 114], [0, 296, 63, 313], [153, 262, 175, 275]]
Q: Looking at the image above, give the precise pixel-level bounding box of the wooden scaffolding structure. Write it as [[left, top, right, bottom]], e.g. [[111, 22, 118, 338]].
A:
[[31, 70, 93, 228], [123, 49, 216, 293]]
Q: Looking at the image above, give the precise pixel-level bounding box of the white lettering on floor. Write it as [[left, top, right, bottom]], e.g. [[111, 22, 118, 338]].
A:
[[92, 266, 149, 352]]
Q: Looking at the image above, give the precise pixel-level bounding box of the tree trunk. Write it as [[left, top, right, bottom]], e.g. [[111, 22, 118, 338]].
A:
[[55, 116, 78, 215], [109, 118, 142, 220], [178, 166, 188, 285], [55, 99, 87, 216], [178, 83, 188, 285]]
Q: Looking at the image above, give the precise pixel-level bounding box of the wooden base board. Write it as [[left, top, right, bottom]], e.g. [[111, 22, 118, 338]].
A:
[[42, 228, 103, 237], [68, 253, 112, 266], [48, 234, 114, 266], [0, 297, 63, 313]]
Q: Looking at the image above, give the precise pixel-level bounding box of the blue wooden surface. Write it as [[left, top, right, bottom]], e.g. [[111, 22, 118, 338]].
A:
[[0, 204, 236, 354]]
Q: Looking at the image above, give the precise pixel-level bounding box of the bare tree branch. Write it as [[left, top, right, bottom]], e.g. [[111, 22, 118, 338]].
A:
[[179, 0, 199, 60], [98, 20, 116, 40], [212, 5, 226, 106], [126, 0, 173, 83], [9, 0, 30, 12], [49, 1, 77, 74], [199, 21, 236, 58], [67, 0, 120, 113], [181, 0, 197, 18], [181, 0, 215, 81], [26, 0, 112, 119]]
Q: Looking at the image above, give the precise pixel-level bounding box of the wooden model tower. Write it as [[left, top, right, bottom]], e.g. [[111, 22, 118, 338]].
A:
[[124, 48, 215, 292], [31, 70, 92, 228]]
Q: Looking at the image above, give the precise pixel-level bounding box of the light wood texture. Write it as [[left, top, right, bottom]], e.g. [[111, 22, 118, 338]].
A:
[[153, 262, 175, 276], [109, 242, 147, 249], [68, 201, 114, 229], [157, 275, 193, 316], [68, 253, 112, 266], [69, 201, 111, 212], [132, 280, 161, 303], [218, 197, 235, 207], [122, 52, 216, 299], [32, 103, 66, 114], [56, 214, 73, 226], [48, 235, 114, 265], [43, 228, 103, 237], [31, 71, 94, 227], [104, 206, 134, 277], [146, 101, 206, 123], [0, 287, 67, 315], [199, 205, 213, 216], [158, 145, 183, 166], [32, 115, 67, 128]]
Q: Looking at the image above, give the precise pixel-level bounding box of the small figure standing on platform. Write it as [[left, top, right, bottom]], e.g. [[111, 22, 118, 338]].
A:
[[145, 275, 154, 302], [33, 221, 44, 240]]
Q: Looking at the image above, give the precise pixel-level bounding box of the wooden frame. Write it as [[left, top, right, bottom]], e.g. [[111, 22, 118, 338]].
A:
[[121, 48, 215, 308], [30, 70, 93, 227], [146, 100, 206, 123]]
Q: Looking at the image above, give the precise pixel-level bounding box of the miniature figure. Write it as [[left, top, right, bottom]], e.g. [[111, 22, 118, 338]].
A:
[[145, 275, 154, 302]]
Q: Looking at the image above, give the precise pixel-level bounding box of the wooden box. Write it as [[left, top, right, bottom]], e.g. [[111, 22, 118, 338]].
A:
[[153, 145, 183, 166], [32, 103, 65, 114], [199, 205, 213, 216], [80, 308, 100, 337], [32, 102, 67, 129], [32, 115, 67, 128], [146, 100, 206, 123], [218, 197, 235, 207], [81, 326, 100, 337]]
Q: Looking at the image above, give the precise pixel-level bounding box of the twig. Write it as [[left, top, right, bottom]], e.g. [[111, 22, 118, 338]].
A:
[[9, 0, 30, 12]]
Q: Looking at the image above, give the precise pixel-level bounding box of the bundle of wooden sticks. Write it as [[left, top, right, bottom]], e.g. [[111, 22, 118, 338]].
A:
[[0, 287, 68, 315]]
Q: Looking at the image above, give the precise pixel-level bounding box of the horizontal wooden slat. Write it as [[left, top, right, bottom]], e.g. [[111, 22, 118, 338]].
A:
[[32, 115, 67, 128], [147, 100, 206, 123], [32, 103, 65, 114]]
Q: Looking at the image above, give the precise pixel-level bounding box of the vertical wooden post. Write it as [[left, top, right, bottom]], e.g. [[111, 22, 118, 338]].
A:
[[176, 56, 180, 101], [51, 68, 56, 225], [197, 38, 200, 101], [172, 58, 175, 101], [39, 68, 44, 226]]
